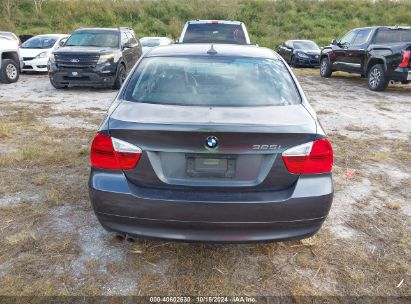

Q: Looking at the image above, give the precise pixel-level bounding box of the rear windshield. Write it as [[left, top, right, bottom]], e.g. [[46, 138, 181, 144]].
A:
[[183, 24, 247, 44], [65, 30, 119, 48], [123, 56, 301, 107], [373, 29, 411, 43]]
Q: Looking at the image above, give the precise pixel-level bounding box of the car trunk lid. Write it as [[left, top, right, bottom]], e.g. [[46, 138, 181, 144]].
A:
[[108, 101, 317, 190]]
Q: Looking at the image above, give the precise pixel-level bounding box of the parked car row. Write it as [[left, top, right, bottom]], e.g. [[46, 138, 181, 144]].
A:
[[1, 23, 410, 92], [277, 26, 411, 91], [0, 28, 172, 88]]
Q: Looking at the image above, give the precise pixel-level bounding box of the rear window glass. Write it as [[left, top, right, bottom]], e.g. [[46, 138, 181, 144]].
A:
[[123, 56, 301, 107], [374, 29, 411, 43], [183, 24, 247, 44]]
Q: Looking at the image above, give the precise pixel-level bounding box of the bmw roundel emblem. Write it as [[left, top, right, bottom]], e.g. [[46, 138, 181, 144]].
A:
[[205, 136, 219, 149]]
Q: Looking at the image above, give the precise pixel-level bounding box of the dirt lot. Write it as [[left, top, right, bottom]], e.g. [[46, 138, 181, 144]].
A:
[[0, 70, 410, 298]]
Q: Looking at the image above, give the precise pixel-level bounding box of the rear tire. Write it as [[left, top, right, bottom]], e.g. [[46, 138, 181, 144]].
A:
[[50, 77, 68, 89], [320, 57, 332, 77], [0, 59, 20, 83], [113, 64, 126, 90], [367, 64, 389, 91]]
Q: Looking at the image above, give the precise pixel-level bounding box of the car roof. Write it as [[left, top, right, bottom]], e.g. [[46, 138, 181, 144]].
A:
[[186, 20, 243, 25], [145, 43, 280, 59]]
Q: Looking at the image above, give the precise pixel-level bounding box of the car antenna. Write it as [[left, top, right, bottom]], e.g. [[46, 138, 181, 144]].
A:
[[207, 44, 218, 55]]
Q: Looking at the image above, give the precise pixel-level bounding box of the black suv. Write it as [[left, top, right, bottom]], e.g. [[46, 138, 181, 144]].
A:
[[49, 27, 142, 89], [320, 26, 411, 91]]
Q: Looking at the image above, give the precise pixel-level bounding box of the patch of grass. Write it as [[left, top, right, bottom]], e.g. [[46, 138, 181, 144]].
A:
[[330, 134, 411, 170], [43, 189, 65, 206], [0, 123, 14, 138], [344, 125, 367, 132], [375, 103, 393, 112], [295, 251, 318, 269], [32, 174, 49, 186], [384, 202, 401, 210], [316, 110, 332, 115], [370, 151, 390, 162], [6, 228, 36, 245]]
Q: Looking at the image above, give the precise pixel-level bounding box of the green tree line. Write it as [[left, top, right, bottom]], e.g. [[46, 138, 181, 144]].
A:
[[1, 0, 410, 48]]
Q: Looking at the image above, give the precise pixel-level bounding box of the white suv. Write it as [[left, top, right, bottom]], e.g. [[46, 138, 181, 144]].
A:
[[0, 37, 22, 83], [178, 20, 251, 44]]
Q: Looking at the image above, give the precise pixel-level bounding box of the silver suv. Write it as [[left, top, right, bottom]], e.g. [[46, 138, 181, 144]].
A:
[[178, 20, 251, 44]]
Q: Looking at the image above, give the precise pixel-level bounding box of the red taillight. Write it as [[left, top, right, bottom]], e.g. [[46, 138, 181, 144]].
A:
[[399, 50, 410, 68], [211, 20, 219, 24], [282, 138, 333, 174], [90, 133, 142, 170]]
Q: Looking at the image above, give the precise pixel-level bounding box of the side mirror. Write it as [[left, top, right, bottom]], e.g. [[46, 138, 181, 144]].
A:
[[59, 39, 66, 47], [331, 39, 338, 46]]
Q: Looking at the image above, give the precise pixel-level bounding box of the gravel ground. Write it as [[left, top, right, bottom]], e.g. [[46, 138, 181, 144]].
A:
[[0, 71, 409, 297]]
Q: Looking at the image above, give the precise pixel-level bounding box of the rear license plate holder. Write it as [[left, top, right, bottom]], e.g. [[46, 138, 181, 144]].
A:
[[186, 155, 235, 178]]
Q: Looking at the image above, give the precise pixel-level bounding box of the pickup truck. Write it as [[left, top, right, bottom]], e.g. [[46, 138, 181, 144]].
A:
[[320, 26, 411, 91], [0, 36, 22, 83]]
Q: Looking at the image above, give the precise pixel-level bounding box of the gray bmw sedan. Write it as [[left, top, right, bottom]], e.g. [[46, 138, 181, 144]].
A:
[[89, 44, 333, 243]]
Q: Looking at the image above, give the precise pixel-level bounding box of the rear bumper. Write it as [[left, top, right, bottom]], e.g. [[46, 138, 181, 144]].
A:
[[391, 67, 410, 82], [89, 169, 333, 243], [96, 213, 325, 243]]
